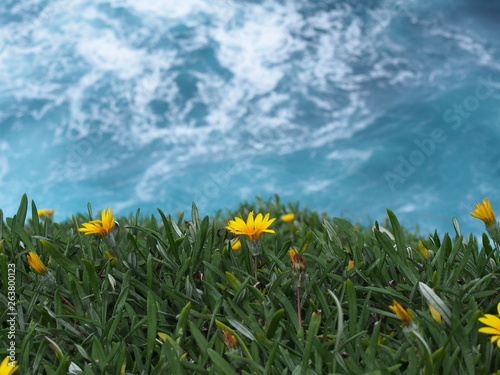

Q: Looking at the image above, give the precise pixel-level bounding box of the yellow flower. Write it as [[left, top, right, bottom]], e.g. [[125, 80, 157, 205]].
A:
[[428, 303, 442, 323], [27, 251, 47, 275], [470, 198, 496, 226], [157, 332, 167, 342], [347, 260, 355, 271], [389, 301, 411, 326], [37, 209, 55, 218], [281, 213, 295, 222], [288, 249, 306, 274], [104, 251, 119, 266], [418, 241, 429, 260], [226, 212, 276, 241], [230, 239, 241, 251], [287, 249, 298, 260], [0, 357, 19, 375], [78, 207, 115, 236], [478, 303, 500, 348]]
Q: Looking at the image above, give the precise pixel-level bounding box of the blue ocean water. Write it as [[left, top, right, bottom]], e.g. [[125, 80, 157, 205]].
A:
[[1, 0, 500, 236]]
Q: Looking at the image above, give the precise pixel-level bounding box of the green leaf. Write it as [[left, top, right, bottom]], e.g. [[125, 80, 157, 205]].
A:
[[207, 349, 239, 375], [227, 318, 256, 341], [189, 321, 210, 364], [225, 271, 241, 291], [263, 340, 280, 375], [158, 208, 181, 264], [300, 231, 313, 253], [146, 290, 158, 367], [175, 302, 192, 344], [419, 282, 451, 325], [91, 337, 106, 370], [162, 333, 185, 375], [192, 202, 201, 229], [266, 308, 285, 339], [105, 273, 131, 341], [322, 219, 342, 251], [333, 217, 356, 236], [301, 310, 321, 375], [31, 200, 41, 235], [82, 259, 102, 306], [346, 279, 358, 333], [387, 209, 407, 261], [38, 238, 78, 275], [45, 336, 64, 360], [327, 289, 344, 361], [16, 193, 28, 227]]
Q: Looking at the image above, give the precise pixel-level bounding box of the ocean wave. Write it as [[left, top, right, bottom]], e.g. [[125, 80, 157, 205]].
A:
[[0, 0, 499, 233]]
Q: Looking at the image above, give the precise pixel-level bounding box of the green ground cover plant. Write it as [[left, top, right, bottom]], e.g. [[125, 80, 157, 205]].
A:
[[1, 194, 500, 374]]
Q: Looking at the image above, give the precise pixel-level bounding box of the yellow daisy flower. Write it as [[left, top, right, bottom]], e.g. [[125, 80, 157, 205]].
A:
[[470, 198, 496, 226], [0, 357, 19, 374], [389, 300, 411, 326], [478, 303, 500, 348], [281, 213, 295, 223], [226, 212, 276, 241], [37, 209, 55, 218], [78, 207, 115, 236], [27, 251, 47, 275]]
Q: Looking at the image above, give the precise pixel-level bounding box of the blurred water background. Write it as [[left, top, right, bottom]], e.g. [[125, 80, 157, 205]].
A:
[[1, 0, 500, 235]]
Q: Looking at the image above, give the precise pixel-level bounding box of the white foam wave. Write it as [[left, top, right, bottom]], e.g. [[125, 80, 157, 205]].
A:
[[326, 148, 373, 162], [0, 0, 436, 163], [76, 31, 146, 80], [301, 178, 334, 194]]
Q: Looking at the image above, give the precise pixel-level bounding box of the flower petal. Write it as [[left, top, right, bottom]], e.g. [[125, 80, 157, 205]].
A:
[[491, 335, 500, 343], [479, 314, 500, 328], [247, 212, 255, 228], [478, 327, 500, 335], [254, 213, 263, 228], [226, 212, 276, 240]]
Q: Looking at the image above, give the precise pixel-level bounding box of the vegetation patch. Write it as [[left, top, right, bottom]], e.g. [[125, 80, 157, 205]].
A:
[[1, 194, 500, 374]]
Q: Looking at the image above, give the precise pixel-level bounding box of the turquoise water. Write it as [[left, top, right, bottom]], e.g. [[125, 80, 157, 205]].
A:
[[1, 0, 500, 236]]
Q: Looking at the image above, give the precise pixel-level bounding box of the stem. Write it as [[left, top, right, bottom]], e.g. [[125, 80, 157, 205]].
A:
[[254, 256, 258, 279], [105, 233, 120, 259], [111, 246, 120, 259], [60, 294, 75, 309], [297, 286, 302, 329]]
